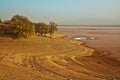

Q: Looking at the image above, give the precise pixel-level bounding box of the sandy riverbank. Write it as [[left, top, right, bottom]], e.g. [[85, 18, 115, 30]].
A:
[[0, 32, 120, 80]]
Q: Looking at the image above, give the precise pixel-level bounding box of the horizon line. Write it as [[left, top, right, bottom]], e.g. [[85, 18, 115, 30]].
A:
[[58, 24, 120, 27]]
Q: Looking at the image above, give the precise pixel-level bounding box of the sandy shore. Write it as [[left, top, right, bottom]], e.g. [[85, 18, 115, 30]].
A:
[[58, 28, 120, 61], [1, 33, 120, 80]]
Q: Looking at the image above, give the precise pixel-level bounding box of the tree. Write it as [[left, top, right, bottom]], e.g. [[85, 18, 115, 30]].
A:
[[0, 18, 2, 23], [35, 23, 40, 36], [35, 21, 58, 37], [48, 21, 58, 37], [35, 22, 48, 37], [40, 22, 48, 37], [11, 14, 33, 38]]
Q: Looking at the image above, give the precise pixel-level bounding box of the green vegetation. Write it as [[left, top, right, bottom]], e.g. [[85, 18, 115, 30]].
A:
[[35, 22, 48, 36], [35, 21, 57, 37], [0, 14, 58, 38], [11, 15, 34, 38], [0, 18, 2, 23], [49, 21, 58, 37]]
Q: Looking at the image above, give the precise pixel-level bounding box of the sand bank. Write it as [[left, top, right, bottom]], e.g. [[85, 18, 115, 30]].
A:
[[0, 33, 120, 80]]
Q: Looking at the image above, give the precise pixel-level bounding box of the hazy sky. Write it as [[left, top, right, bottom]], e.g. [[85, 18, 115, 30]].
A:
[[0, 0, 120, 25]]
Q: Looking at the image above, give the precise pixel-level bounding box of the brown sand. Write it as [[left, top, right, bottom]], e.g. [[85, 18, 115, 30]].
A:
[[0, 32, 120, 80], [58, 28, 120, 61]]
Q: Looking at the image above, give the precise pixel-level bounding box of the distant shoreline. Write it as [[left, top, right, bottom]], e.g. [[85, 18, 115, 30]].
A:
[[58, 25, 120, 27], [58, 26, 120, 30]]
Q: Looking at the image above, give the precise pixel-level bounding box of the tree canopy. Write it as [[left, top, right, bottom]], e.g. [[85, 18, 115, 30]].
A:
[[11, 15, 34, 38], [49, 21, 58, 37], [0, 14, 58, 38], [35, 21, 58, 37], [0, 18, 2, 23]]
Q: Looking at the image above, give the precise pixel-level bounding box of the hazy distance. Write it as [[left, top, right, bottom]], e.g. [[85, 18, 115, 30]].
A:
[[0, 0, 120, 25]]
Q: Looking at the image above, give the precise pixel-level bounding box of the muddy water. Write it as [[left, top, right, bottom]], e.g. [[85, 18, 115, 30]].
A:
[[58, 28, 120, 61]]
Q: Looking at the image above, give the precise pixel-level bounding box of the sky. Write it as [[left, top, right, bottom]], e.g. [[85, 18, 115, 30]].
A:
[[0, 0, 120, 25]]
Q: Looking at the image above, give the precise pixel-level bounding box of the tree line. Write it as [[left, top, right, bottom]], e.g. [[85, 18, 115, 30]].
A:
[[35, 22, 57, 37], [0, 14, 58, 38]]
